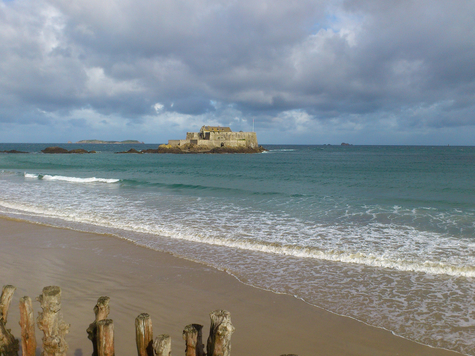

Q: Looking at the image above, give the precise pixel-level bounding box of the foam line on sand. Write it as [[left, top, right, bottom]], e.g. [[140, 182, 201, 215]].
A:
[[0, 217, 461, 356]]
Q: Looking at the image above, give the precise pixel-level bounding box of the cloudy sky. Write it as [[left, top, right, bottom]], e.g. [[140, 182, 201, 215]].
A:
[[1, 0, 474, 145]]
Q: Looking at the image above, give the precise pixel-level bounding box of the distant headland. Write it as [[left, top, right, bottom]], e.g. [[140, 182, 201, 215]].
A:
[[75, 140, 144, 144]]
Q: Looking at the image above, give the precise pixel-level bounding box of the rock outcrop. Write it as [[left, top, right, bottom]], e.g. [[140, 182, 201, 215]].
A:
[[155, 143, 267, 154], [41, 147, 96, 154], [0, 150, 28, 154], [115, 144, 266, 154], [115, 148, 142, 154]]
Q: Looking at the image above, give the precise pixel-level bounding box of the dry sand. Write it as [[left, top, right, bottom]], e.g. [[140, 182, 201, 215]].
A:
[[0, 217, 462, 356]]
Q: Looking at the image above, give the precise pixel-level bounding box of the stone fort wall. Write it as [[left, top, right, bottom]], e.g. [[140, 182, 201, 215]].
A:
[[169, 131, 258, 149]]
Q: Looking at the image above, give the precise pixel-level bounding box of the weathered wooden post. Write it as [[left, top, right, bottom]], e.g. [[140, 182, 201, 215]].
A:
[[36, 286, 69, 356], [0, 286, 15, 325], [152, 335, 171, 356], [135, 313, 153, 356], [97, 319, 114, 356], [87, 296, 111, 356], [183, 324, 205, 356], [19, 296, 36, 356], [0, 285, 19, 356], [206, 310, 234, 356]]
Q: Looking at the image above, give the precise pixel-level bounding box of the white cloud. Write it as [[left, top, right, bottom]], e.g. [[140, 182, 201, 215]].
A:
[[38, 5, 65, 54], [273, 110, 316, 133], [1, 0, 475, 144], [84, 67, 143, 97], [153, 103, 164, 113]]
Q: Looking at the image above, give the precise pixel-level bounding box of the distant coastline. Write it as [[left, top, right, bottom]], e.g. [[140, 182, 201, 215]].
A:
[[75, 140, 144, 144]]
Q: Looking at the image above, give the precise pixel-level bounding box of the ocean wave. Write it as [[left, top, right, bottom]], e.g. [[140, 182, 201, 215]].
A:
[[24, 173, 39, 179], [3, 173, 475, 278], [148, 231, 475, 278], [24, 172, 119, 184], [120, 180, 291, 197], [1, 196, 474, 278]]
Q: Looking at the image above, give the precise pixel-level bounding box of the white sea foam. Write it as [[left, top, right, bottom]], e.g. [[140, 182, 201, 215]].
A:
[[1, 179, 475, 354], [139, 230, 475, 278], [41, 175, 119, 184], [24, 173, 39, 179], [0, 193, 474, 278]]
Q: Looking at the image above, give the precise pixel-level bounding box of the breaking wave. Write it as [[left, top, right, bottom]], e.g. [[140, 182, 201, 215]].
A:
[[24, 173, 119, 184]]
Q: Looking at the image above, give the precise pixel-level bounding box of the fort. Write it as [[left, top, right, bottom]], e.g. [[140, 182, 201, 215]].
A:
[[169, 126, 258, 149], [158, 126, 265, 153]]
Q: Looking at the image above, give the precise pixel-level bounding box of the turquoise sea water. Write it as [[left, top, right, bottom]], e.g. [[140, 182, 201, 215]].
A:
[[1, 143, 475, 354]]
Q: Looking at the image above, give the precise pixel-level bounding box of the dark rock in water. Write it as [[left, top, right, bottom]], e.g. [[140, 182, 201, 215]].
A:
[[153, 143, 267, 154], [341, 142, 352, 146], [126, 148, 141, 154], [42, 146, 70, 154], [115, 148, 143, 154], [0, 150, 29, 154], [208, 146, 267, 154], [156, 146, 186, 154], [141, 148, 159, 153], [69, 149, 94, 154], [114, 145, 267, 154], [41, 146, 95, 154]]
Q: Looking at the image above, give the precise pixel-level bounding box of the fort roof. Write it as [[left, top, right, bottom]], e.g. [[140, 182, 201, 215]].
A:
[[200, 126, 232, 133]]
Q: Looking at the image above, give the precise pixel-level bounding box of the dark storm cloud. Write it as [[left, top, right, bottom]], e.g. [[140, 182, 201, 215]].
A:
[[0, 0, 474, 143]]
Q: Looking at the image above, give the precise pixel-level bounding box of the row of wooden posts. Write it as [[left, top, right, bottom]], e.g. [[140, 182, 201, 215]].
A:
[[0, 285, 297, 356]]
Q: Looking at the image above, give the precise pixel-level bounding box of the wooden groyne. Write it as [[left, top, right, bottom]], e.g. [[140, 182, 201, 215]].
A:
[[0, 285, 296, 356]]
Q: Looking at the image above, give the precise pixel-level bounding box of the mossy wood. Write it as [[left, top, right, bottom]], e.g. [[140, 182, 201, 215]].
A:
[[153, 335, 171, 356], [36, 286, 70, 356], [206, 310, 235, 356]]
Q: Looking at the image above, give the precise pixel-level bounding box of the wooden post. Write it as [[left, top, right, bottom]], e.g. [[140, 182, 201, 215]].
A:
[[87, 296, 111, 356], [0, 285, 15, 325], [152, 335, 171, 356], [206, 310, 234, 356], [36, 286, 69, 356], [19, 296, 36, 356], [183, 324, 205, 356], [97, 319, 114, 356], [0, 285, 19, 356], [135, 313, 153, 356]]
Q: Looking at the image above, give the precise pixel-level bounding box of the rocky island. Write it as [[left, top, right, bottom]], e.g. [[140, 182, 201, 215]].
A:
[[157, 126, 266, 154], [76, 140, 144, 144], [116, 126, 265, 154], [41, 147, 96, 154], [0, 150, 28, 154]]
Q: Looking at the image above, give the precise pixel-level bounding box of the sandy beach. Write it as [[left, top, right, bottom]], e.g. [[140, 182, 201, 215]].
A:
[[0, 217, 462, 356]]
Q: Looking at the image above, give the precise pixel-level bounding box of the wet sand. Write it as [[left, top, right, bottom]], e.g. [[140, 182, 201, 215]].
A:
[[0, 217, 462, 356]]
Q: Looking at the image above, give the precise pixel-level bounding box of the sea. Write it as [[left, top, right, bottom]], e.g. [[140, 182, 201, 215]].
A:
[[1, 143, 475, 354]]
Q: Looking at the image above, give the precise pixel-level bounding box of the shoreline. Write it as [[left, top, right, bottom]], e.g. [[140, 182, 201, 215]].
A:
[[0, 217, 462, 356]]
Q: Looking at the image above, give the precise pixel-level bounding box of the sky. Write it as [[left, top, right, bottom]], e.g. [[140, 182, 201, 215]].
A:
[[0, 0, 474, 145]]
